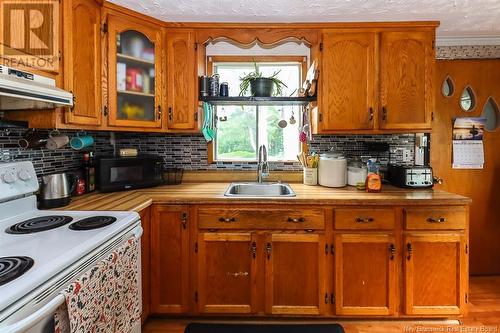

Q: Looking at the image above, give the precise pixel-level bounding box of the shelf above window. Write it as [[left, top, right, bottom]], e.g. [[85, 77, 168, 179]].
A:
[[199, 96, 316, 106]]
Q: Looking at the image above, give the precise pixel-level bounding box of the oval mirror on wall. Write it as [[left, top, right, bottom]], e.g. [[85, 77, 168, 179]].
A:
[[441, 76, 455, 97], [481, 97, 499, 131], [460, 86, 476, 112]]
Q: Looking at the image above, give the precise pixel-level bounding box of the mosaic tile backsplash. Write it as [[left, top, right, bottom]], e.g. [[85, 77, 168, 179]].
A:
[[0, 127, 415, 176], [0, 128, 114, 176]]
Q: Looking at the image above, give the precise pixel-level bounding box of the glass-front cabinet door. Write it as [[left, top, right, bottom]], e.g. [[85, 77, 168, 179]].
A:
[[107, 15, 163, 128]]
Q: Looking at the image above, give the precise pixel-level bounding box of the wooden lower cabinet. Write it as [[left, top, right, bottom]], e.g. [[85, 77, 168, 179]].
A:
[[404, 233, 467, 316], [144, 204, 468, 319], [150, 205, 190, 314], [194, 231, 327, 316], [265, 233, 327, 315], [197, 233, 258, 314], [334, 233, 397, 316]]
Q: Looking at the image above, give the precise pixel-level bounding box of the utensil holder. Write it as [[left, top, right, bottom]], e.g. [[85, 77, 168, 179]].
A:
[[303, 167, 318, 186]]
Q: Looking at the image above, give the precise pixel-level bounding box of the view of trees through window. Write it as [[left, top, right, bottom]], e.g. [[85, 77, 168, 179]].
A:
[[213, 61, 302, 161]]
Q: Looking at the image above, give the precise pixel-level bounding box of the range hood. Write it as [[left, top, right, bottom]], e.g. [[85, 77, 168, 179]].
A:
[[0, 65, 73, 110]]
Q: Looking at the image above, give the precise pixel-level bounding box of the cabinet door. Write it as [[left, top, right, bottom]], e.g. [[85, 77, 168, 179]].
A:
[[107, 14, 163, 128], [379, 31, 434, 130], [265, 233, 326, 315], [404, 233, 467, 315], [150, 205, 190, 313], [320, 32, 376, 131], [334, 233, 397, 316], [197, 233, 258, 313], [165, 30, 197, 131], [63, 0, 102, 126]]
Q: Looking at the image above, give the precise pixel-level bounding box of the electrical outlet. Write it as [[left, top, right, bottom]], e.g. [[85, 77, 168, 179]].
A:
[[403, 149, 412, 162]]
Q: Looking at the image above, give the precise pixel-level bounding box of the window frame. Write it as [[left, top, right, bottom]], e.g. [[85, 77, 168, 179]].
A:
[[206, 55, 308, 164]]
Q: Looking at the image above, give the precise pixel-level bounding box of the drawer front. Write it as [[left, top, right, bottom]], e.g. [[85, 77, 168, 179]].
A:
[[334, 208, 395, 230], [405, 207, 467, 230], [197, 208, 325, 230]]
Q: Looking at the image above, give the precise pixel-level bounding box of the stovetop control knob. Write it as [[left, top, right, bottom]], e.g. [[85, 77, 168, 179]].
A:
[[2, 171, 17, 184], [18, 169, 32, 181]]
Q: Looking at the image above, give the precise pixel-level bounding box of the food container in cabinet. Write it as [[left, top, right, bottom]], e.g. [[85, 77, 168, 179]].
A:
[[318, 153, 347, 187]]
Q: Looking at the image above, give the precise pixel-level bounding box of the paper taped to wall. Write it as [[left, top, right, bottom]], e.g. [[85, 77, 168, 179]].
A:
[[452, 117, 485, 169]]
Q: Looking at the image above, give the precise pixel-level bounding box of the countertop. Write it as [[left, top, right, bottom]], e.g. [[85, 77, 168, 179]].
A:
[[61, 183, 472, 212]]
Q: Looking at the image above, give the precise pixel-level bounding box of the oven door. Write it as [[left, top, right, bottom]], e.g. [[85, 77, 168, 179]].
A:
[[0, 224, 143, 333], [98, 157, 163, 192]]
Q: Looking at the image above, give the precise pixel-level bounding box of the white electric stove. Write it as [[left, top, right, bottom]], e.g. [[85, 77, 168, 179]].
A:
[[0, 161, 142, 333]]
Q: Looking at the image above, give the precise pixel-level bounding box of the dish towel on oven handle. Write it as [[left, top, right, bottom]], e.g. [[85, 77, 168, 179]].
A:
[[54, 237, 141, 333]]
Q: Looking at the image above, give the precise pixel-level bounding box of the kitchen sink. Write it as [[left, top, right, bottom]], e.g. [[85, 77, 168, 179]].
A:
[[224, 182, 296, 197]]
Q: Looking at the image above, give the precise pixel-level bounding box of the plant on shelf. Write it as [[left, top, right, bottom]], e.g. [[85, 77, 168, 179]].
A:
[[239, 61, 287, 97]]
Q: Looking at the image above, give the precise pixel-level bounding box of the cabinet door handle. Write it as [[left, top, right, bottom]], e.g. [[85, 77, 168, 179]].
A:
[[103, 105, 108, 117], [324, 293, 329, 304], [355, 217, 374, 223], [168, 107, 173, 121], [382, 106, 387, 121], [251, 241, 257, 259], [266, 242, 272, 260], [406, 242, 413, 261], [181, 212, 187, 229], [369, 107, 374, 121], [389, 244, 395, 260], [157, 105, 162, 121], [218, 217, 236, 223], [427, 217, 446, 223], [226, 271, 249, 277], [287, 217, 305, 223]]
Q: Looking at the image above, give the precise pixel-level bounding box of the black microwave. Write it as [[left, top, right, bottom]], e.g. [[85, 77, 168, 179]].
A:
[[96, 155, 164, 192]]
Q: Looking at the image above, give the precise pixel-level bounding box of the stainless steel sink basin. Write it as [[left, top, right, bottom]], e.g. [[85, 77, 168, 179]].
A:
[[224, 182, 296, 197]]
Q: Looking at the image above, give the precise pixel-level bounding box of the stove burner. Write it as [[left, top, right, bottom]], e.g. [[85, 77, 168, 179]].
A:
[[0, 256, 34, 286], [69, 216, 117, 231], [6, 216, 73, 234]]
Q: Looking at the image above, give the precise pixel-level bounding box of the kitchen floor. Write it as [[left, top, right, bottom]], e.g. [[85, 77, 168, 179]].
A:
[[143, 276, 500, 333]]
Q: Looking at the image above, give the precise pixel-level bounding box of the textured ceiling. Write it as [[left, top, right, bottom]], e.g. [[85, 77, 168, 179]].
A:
[[110, 0, 500, 38]]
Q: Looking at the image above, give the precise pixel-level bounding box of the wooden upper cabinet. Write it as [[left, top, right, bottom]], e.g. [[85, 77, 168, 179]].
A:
[[63, 0, 102, 126], [197, 233, 258, 314], [165, 30, 198, 131], [264, 233, 326, 315], [379, 31, 434, 130], [106, 14, 163, 128], [334, 233, 397, 316], [320, 32, 377, 131], [404, 233, 467, 315], [150, 205, 190, 314]]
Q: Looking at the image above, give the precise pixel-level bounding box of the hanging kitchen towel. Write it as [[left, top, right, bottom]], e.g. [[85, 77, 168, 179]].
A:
[[54, 237, 140, 333], [202, 102, 215, 142]]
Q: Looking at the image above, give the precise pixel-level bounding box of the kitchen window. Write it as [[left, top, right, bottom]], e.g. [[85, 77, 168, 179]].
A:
[[208, 56, 305, 162]]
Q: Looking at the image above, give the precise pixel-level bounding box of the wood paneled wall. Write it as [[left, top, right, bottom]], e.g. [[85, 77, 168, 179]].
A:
[[432, 59, 500, 275]]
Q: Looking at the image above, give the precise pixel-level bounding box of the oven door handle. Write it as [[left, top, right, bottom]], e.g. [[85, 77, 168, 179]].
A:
[[2, 294, 65, 333]]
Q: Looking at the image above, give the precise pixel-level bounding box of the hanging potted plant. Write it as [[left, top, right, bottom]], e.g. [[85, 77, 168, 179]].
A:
[[239, 62, 287, 97]]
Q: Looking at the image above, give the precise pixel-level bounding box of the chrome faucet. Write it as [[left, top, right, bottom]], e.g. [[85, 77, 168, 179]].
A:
[[257, 144, 269, 183]]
